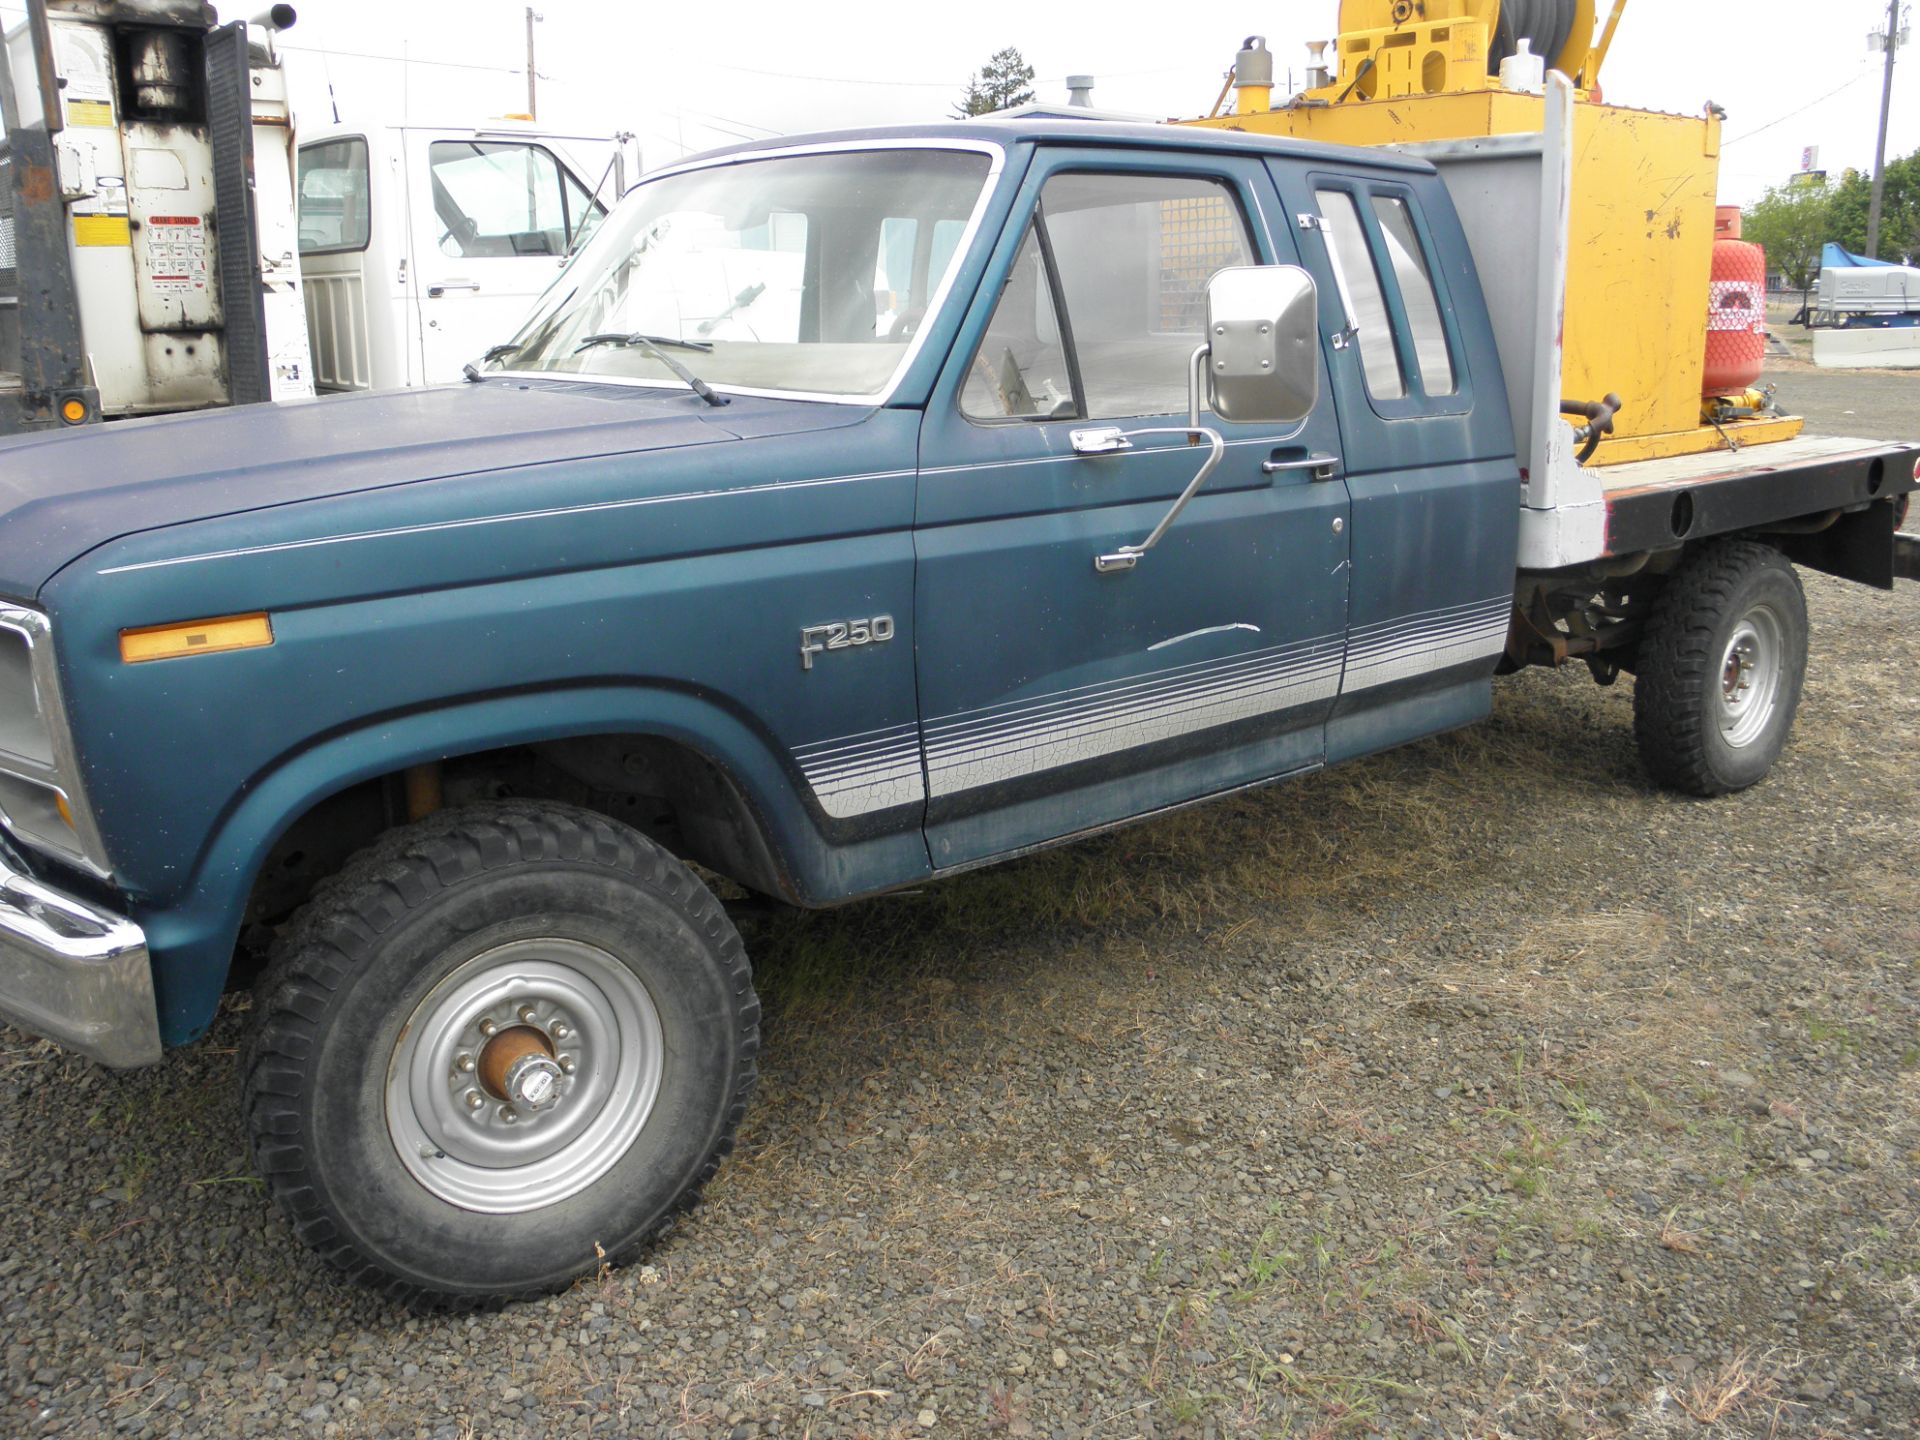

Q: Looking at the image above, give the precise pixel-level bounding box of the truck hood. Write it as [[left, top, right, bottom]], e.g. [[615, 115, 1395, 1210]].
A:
[[0, 381, 864, 599]]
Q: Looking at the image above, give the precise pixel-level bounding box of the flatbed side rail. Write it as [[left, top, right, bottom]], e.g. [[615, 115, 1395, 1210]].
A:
[[1602, 442, 1920, 590]]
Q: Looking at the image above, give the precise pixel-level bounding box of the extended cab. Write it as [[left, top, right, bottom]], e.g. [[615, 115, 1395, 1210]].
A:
[[0, 118, 1914, 1303]]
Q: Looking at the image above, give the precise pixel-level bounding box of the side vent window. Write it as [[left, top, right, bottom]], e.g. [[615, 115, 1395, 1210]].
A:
[[1371, 195, 1456, 396], [1314, 188, 1405, 400]]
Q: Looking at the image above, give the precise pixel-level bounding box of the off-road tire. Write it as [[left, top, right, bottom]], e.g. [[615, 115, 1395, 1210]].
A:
[[1633, 539, 1808, 796], [242, 801, 758, 1306]]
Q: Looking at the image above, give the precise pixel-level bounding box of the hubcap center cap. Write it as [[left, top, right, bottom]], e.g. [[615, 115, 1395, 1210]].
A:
[[477, 1025, 561, 1109]]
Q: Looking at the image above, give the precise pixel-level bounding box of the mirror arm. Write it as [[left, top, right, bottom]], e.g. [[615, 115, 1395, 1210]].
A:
[[1188, 342, 1208, 431], [1093, 424, 1227, 574]]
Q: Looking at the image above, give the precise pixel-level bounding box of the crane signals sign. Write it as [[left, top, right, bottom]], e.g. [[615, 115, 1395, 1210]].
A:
[[1800, 146, 1820, 173]]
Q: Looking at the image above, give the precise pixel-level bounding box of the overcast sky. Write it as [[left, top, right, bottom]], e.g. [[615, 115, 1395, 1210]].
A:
[[253, 0, 1915, 206], [0, 0, 1910, 204]]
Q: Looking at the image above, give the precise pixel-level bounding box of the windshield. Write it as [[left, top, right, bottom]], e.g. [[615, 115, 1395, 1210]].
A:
[[495, 147, 995, 399]]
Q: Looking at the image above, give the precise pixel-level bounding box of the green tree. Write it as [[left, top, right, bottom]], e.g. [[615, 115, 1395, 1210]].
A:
[[1824, 148, 1920, 261], [1742, 179, 1831, 293], [954, 47, 1035, 117]]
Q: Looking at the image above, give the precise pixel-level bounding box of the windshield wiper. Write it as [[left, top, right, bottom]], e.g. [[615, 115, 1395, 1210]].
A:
[[573, 333, 729, 406], [464, 341, 523, 382]]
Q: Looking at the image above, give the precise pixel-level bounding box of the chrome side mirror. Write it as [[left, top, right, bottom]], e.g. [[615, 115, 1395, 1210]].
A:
[[1204, 265, 1319, 426], [1077, 264, 1322, 575]]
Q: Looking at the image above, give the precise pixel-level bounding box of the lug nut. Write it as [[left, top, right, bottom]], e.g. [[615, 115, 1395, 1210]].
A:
[[456, 1053, 474, 1072], [500, 1106, 518, 1124], [519, 1005, 538, 1024], [551, 1022, 572, 1041], [478, 1018, 497, 1038], [558, 1055, 576, 1074], [464, 1090, 484, 1111]]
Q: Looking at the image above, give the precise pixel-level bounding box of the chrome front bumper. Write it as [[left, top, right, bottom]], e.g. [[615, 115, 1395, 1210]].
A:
[[0, 846, 160, 1068]]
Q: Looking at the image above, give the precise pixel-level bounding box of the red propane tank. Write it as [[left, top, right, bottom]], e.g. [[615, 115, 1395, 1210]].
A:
[[1704, 206, 1767, 396]]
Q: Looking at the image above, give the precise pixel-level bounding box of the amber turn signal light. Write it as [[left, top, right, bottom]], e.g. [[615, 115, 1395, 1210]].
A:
[[59, 398, 87, 425], [120, 612, 274, 664]]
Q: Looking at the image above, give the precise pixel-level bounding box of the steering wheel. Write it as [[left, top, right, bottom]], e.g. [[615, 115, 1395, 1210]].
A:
[[888, 307, 927, 342]]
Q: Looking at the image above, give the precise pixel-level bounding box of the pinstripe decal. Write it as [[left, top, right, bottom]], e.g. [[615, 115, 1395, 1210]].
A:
[[97, 468, 919, 576], [923, 635, 1344, 798], [1342, 596, 1511, 693], [791, 596, 1513, 819], [793, 722, 925, 819]]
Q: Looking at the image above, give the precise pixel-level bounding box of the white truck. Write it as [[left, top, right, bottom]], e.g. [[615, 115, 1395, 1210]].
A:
[[294, 118, 616, 392], [0, 0, 627, 431]]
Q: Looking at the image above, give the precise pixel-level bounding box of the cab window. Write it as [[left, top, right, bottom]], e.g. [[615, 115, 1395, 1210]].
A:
[[428, 141, 604, 259], [1315, 188, 1404, 401], [1371, 195, 1455, 396], [963, 171, 1255, 422]]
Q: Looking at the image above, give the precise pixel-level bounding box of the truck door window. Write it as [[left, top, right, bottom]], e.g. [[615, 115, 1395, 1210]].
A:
[[428, 141, 570, 258], [960, 221, 1076, 420], [1370, 195, 1456, 396], [1314, 188, 1405, 400], [1044, 173, 1252, 418], [297, 138, 370, 255]]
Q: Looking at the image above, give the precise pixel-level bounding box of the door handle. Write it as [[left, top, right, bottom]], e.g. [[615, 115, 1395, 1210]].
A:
[[1263, 451, 1341, 481], [427, 282, 481, 298]]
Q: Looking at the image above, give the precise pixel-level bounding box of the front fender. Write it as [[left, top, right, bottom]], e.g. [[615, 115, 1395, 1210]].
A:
[[134, 685, 932, 1047]]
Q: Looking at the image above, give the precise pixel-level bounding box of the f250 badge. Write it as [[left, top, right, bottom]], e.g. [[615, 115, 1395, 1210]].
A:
[[800, 615, 894, 670]]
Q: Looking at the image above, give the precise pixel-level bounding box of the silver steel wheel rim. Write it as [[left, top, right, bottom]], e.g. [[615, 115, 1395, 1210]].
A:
[[1717, 604, 1785, 749], [387, 938, 664, 1213]]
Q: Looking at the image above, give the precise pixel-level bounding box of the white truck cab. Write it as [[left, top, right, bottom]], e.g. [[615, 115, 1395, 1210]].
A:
[[296, 122, 622, 391]]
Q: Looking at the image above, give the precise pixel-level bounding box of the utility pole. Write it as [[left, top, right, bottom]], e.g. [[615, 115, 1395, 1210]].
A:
[[525, 7, 542, 120], [1867, 0, 1906, 258]]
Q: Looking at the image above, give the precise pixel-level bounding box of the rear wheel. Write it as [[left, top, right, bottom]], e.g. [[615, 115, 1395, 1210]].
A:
[[243, 801, 758, 1306], [1632, 540, 1808, 796]]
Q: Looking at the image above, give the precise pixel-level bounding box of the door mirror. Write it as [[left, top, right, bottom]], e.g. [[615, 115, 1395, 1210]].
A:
[[1204, 265, 1318, 425]]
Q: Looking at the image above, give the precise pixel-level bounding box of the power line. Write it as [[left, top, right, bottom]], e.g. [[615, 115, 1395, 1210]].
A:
[[678, 107, 783, 139], [1721, 69, 1877, 146], [278, 41, 530, 78], [692, 58, 957, 89]]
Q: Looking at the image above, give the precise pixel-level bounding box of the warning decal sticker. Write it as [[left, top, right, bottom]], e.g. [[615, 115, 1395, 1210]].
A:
[[145, 214, 210, 296], [73, 214, 131, 247], [64, 98, 115, 128]]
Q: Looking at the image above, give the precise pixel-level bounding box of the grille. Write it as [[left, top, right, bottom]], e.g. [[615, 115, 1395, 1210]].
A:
[[0, 622, 51, 769], [0, 605, 108, 875]]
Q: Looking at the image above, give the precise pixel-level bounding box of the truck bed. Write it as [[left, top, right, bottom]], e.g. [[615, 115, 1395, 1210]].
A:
[[1593, 433, 1918, 562]]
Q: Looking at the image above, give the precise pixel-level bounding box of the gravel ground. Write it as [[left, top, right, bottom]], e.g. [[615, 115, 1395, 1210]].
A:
[[3, 374, 1918, 1439]]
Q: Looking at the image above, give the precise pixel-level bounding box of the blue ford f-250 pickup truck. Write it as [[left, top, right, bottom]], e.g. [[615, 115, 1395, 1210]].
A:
[[0, 119, 1914, 1303]]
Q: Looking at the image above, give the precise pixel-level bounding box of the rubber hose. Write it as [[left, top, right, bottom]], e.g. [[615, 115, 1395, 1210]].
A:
[[1488, 0, 1578, 75]]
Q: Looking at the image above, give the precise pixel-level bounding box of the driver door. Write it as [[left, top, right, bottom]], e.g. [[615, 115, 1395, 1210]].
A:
[[914, 151, 1352, 869]]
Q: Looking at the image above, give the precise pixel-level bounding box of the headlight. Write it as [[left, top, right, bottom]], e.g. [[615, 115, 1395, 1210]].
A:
[[0, 605, 112, 876]]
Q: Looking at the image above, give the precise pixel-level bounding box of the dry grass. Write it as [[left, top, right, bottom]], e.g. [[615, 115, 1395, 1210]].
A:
[[1674, 1351, 1785, 1426]]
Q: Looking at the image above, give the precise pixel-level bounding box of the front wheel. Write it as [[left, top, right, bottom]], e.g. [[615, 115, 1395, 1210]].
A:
[[243, 802, 759, 1305], [1632, 539, 1809, 796]]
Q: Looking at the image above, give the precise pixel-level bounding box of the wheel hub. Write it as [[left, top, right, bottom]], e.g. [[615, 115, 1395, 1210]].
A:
[[477, 1024, 562, 1110], [1716, 607, 1785, 749], [386, 939, 665, 1214]]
